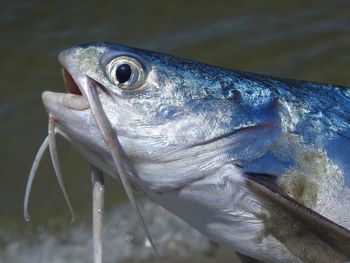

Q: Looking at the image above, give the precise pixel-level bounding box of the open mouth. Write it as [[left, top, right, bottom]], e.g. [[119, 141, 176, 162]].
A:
[[47, 68, 90, 110], [62, 68, 82, 95]]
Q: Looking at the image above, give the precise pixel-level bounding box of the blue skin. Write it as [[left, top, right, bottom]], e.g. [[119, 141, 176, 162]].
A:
[[96, 42, 350, 185], [57, 41, 350, 189], [50, 42, 350, 262]]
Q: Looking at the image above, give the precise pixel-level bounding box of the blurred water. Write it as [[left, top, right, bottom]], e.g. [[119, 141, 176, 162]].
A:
[[1, 1, 350, 262]]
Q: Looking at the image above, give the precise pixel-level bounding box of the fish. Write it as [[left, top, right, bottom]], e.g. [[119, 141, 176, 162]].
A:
[[24, 41, 350, 263]]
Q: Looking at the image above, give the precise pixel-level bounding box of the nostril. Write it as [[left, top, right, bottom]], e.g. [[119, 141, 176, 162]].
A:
[[62, 68, 82, 95]]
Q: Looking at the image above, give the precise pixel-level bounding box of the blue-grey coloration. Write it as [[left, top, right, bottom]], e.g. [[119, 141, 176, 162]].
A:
[[38, 42, 350, 263]]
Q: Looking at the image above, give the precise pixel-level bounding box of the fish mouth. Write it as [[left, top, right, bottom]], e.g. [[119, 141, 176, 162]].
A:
[[42, 67, 90, 111], [62, 68, 82, 96]]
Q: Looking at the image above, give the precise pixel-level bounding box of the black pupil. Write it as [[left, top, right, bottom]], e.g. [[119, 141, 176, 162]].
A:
[[115, 64, 132, 84]]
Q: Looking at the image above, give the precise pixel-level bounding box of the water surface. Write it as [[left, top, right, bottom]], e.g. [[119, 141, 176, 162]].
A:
[[1, 1, 350, 262]]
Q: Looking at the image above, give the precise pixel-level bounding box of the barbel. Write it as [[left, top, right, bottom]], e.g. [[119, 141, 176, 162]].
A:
[[26, 42, 350, 263]]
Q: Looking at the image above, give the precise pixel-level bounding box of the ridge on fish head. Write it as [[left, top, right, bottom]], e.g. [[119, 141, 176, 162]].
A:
[[40, 42, 350, 263], [43, 41, 281, 191]]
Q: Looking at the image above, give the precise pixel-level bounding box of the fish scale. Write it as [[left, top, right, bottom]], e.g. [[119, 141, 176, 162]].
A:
[[26, 42, 350, 263]]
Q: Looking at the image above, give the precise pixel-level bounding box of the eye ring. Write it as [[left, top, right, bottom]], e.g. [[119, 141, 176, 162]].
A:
[[106, 56, 145, 90]]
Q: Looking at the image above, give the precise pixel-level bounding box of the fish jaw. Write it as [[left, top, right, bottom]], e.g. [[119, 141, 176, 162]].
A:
[[42, 42, 284, 192], [42, 91, 89, 111], [42, 90, 113, 175], [38, 41, 350, 262], [41, 46, 117, 177]]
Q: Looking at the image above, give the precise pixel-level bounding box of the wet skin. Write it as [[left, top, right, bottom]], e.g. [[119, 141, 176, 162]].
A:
[[42, 42, 350, 263]]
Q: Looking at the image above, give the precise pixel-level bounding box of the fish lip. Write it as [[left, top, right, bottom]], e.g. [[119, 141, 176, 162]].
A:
[[46, 51, 90, 111], [58, 49, 82, 96], [55, 68, 90, 111], [42, 90, 90, 111]]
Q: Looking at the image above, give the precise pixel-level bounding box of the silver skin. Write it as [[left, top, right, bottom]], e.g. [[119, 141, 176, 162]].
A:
[[42, 42, 350, 262]]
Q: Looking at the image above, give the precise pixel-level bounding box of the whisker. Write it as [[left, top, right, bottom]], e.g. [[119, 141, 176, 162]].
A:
[[48, 114, 75, 223], [91, 165, 105, 263], [24, 136, 50, 221], [85, 79, 163, 262]]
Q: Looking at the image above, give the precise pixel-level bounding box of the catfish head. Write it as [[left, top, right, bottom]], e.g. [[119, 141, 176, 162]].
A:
[[43, 42, 281, 191], [30, 42, 350, 263]]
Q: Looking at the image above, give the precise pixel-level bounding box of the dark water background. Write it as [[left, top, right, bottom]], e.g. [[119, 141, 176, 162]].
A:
[[1, 1, 350, 262]]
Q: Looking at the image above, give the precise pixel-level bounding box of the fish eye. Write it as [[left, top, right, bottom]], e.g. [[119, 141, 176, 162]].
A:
[[115, 64, 131, 84], [106, 56, 145, 90]]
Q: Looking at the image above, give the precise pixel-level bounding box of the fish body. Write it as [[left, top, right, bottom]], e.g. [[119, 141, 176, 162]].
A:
[[42, 42, 350, 263]]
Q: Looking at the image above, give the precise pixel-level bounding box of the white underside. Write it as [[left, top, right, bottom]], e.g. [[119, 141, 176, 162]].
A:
[[145, 164, 301, 263]]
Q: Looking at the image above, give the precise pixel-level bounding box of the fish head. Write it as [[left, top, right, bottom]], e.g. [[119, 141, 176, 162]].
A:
[[38, 42, 350, 263], [43, 42, 281, 190]]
